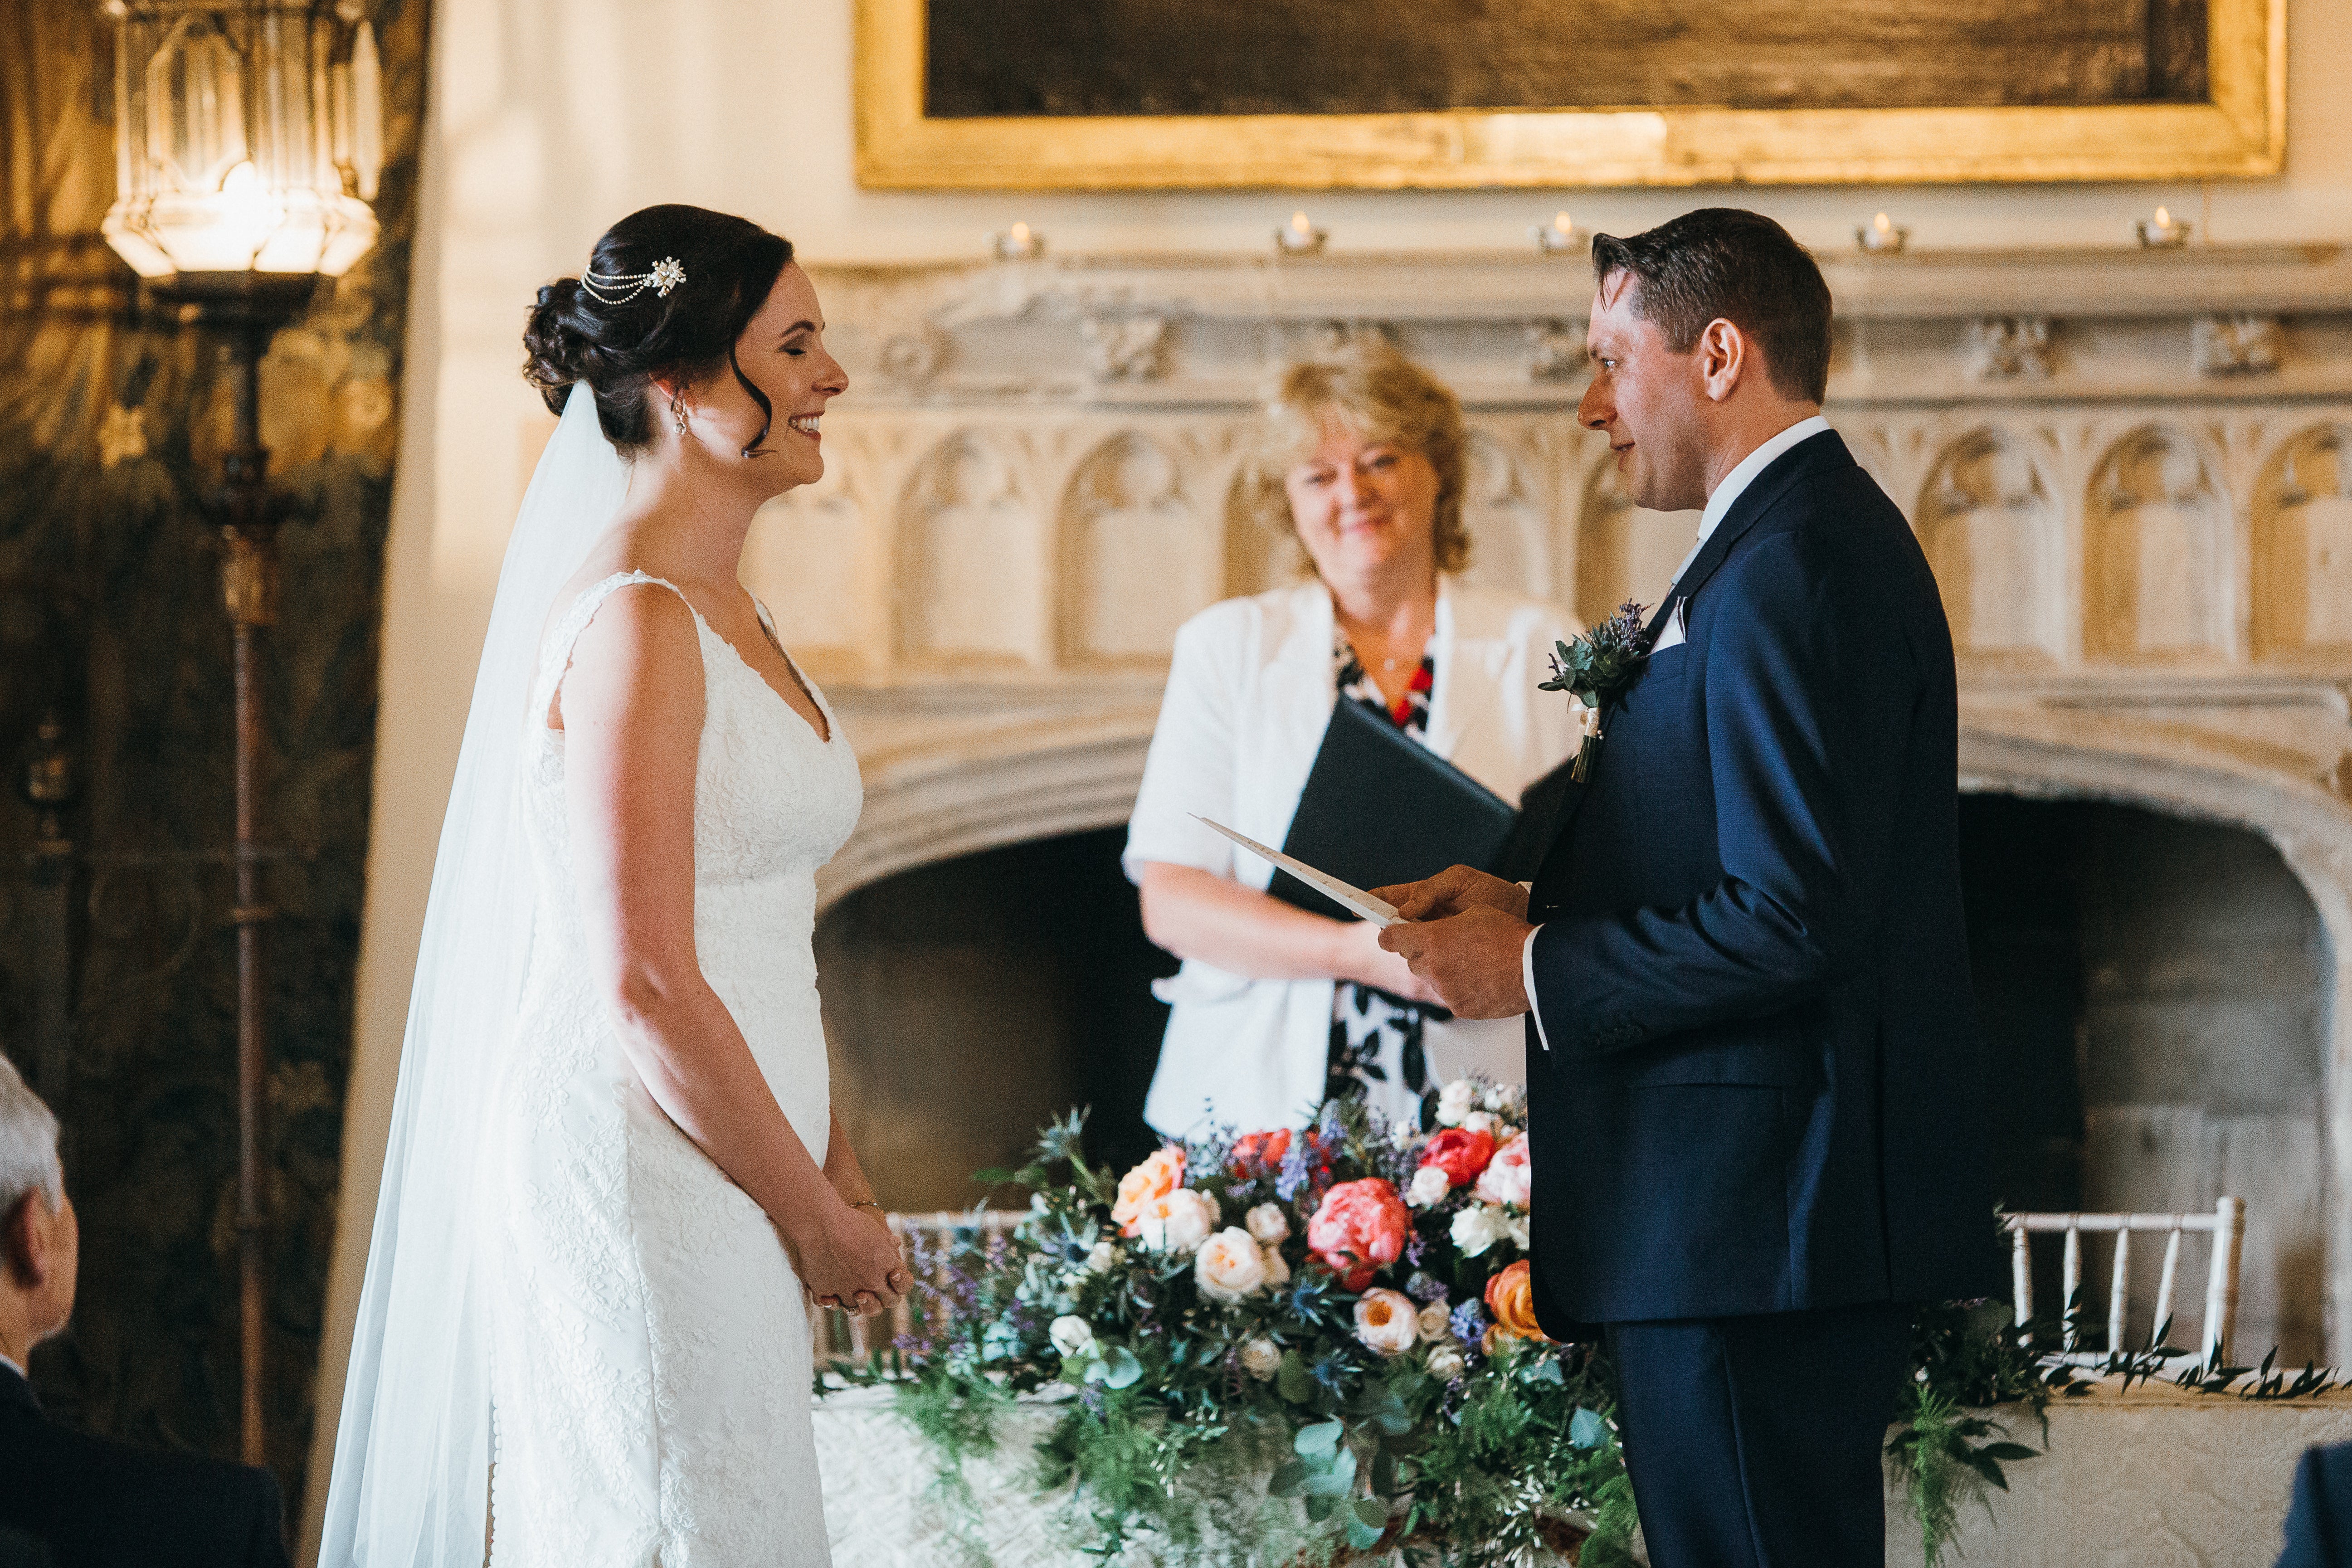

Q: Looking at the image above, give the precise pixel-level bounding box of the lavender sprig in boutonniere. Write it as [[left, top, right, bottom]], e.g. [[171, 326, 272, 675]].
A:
[[1536, 599, 1649, 781]]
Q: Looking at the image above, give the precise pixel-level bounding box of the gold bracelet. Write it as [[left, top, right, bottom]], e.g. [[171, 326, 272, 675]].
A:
[[850, 1198, 885, 1214]]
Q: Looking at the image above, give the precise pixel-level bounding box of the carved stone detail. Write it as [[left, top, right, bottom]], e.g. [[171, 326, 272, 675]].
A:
[[1573, 457, 1696, 628], [1965, 316, 2054, 381], [1057, 433, 1212, 663], [1524, 320, 1587, 383], [2253, 424, 2352, 655], [875, 324, 951, 391], [1456, 431, 1551, 599], [2192, 314, 2284, 377], [1081, 314, 1170, 384], [1916, 430, 2060, 660], [2086, 427, 2230, 660], [894, 433, 1041, 668]]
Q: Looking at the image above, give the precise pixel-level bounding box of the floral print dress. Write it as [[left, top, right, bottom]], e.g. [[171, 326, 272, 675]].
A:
[[1325, 634, 1438, 1128]]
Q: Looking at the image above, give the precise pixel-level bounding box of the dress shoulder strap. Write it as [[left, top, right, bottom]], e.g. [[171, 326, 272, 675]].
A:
[[529, 570, 699, 724]]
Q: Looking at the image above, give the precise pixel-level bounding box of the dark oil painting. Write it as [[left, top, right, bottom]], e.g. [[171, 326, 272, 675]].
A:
[[924, 0, 2210, 118]]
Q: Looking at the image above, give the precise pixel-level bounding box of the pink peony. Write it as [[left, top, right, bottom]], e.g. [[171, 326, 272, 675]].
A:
[[1473, 1134, 1532, 1209], [1305, 1178, 1410, 1291], [1417, 1128, 1498, 1188], [1229, 1129, 1292, 1175], [1112, 1147, 1186, 1237]]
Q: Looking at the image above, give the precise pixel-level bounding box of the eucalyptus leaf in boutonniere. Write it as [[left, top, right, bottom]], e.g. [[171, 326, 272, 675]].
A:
[[1537, 600, 1650, 781]]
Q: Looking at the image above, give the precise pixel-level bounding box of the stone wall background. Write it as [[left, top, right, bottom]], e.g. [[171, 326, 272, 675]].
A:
[[0, 0, 427, 1515]]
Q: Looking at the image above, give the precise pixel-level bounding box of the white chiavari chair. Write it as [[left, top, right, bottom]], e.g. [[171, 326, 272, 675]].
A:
[[2003, 1198, 2245, 1368]]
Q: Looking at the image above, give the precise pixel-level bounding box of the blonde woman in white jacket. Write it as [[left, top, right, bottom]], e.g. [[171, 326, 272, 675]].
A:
[[1125, 348, 1580, 1139]]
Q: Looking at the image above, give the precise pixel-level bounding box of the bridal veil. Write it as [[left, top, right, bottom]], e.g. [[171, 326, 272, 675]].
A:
[[320, 384, 628, 1566]]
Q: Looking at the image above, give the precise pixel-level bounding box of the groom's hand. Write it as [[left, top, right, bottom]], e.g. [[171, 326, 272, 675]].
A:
[[1377, 904, 1533, 1020], [1373, 864, 1529, 923]]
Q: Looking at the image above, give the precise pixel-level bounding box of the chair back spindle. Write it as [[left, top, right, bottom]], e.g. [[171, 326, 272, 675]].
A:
[[2002, 1198, 2244, 1370]]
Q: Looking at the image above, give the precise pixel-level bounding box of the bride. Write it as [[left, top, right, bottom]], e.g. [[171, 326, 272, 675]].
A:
[[321, 205, 906, 1567]]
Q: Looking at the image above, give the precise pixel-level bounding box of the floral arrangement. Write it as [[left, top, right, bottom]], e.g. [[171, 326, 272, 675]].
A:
[[852, 1082, 2105, 1568]]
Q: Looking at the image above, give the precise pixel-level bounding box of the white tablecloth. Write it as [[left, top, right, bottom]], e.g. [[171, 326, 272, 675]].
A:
[[814, 1378, 2352, 1567]]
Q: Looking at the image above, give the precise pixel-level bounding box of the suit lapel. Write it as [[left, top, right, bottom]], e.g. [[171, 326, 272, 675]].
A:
[[1529, 432, 1854, 901], [0, 1365, 39, 1415]]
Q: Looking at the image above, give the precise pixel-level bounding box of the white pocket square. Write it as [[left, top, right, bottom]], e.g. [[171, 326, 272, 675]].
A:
[[1649, 599, 1688, 653]]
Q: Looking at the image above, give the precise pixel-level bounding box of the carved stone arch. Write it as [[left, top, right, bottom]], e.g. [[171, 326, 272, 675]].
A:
[[2084, 424, 2232, 662], [1567, 446, 1697, 628], [1455, 429, 1549, 600], [2252, 423, 2352, 659], [892, 431, 1042, 670], [1055, 432, 1215, 667], [1914, 428, 2063, 663], [1222, 459, 1299, 600], [1958, 712, 2352, 1360], [740, 437, 871, 677]]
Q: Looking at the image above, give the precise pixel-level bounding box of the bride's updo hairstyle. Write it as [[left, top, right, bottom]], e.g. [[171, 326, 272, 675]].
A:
[[523, 204, 794, 459]]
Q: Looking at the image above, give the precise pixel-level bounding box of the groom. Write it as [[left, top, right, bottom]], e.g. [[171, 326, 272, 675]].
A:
[[1377, 209, 2001, 1568]]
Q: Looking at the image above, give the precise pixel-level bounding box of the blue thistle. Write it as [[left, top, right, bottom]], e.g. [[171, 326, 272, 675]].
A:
[[1450, 1300, 1489, 1343]]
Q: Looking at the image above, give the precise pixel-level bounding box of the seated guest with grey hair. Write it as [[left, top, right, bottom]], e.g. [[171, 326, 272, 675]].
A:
[[0, 1055, 288, 1568]]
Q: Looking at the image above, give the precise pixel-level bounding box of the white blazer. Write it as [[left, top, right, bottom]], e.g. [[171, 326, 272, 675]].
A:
[[1124, 579, 1581, 1137]]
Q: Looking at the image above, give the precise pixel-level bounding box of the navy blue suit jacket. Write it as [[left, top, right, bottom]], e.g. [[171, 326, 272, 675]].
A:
[[2279, 1442, 2352, 1568], [1523, 430, 2002, 1329]]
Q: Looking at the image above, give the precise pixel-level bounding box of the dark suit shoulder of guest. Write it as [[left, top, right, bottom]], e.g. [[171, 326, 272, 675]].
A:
[[2279, 1442, 2352, 1568], [0, 1366, 288, 1568], [1523, 429, 2005, 1329]]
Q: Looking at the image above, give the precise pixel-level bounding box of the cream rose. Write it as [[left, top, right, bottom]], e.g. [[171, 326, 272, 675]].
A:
[[1406, 1165, 1451, 1209], [1353, 1288, 1420, 1357], [1049, 1315, 1096, 1358], [1450, 1203, 1512, 1258], [1194, 1227, 1271, 1303], [1473, 1134, 1532, 1209], [1086, 1240, 1120, 1274], [1426, 1342, 1468, 1382], [1137, 1188, 1219, 1254], [1415, 1300, 1452, 1342], [1261, 1244, 1290, 1288], [1435, 1079, 1480, 1127], [1240, 1337, 1283, 1380], [1461, 1110, 1504, 1140], [1244, 1202, 1291, 1245]]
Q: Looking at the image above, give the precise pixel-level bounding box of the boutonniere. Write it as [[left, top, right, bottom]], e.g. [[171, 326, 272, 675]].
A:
[[1537, 599, 1649, 781]]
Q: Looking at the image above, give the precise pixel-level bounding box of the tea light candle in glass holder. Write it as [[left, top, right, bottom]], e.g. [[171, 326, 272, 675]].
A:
[[990, 222, 1045, 260], [2135, 206, 2191, 248], [1856, 212, 1909, 253], [1532, 210, 1581, 253], [1276, 210, 1329, 255]]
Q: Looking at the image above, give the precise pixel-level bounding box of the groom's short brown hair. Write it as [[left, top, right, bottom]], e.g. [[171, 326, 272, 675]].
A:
[[1589, 209, 1833, 405]]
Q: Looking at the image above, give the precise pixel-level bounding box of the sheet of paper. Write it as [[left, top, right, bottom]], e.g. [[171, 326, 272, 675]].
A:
[[1192, 815, 1401, 928]]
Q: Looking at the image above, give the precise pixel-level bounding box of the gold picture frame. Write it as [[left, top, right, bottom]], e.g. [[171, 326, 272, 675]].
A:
[[856, 0, 2284, 190]]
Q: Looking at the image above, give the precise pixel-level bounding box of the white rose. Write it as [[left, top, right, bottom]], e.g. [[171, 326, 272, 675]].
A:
[[1450, 1203, 1512, 1258], [1354, 1288, 1420, 1357], [1416, 1300, 1452, 1342], [1426, 1343, 1468, 1382], [1086, 1240, 1119, 1274], [1461, 1110, 1504, 1140], [1260, 1243, 1290, 1288], [1240, 1337, 1284, 1380], [1244, 1202, 1291, 1245], [1436, 1079, 1480, 1127], [1137, 1188, 1219, 1254], [1194, 1227, 1271, 1303], [1406, 1165, 1452, 1209], [1508, 1212, 1531, 1251], [1049, 1315, 1096, 1358]]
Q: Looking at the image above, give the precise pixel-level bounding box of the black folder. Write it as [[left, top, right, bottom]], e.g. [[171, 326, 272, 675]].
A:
[[1266, 698, 1525, 923]]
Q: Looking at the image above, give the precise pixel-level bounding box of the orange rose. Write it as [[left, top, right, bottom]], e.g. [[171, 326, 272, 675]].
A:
[[1111, 1147, 1187, 1237], [1229, 1129, 1292, 1176], [1482, 1259, 1549, 1342]]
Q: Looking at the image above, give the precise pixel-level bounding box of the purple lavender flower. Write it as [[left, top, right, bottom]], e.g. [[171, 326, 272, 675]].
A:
[[1405, 1233, 1427, 1267], [1276, 1139, 1312, 1201], [1449, 1300, 1488, 1343]]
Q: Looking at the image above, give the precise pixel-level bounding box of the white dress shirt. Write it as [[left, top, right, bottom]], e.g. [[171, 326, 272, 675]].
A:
[[0, 1352, 22, 1380], [1521, 415, 1832, 1050]]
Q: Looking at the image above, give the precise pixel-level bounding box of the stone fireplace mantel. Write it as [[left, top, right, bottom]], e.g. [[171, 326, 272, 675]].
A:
[[774, 241, 2352, 1354]]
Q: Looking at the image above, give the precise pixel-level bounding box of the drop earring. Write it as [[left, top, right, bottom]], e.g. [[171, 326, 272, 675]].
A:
[[671, 394, 690, 437]]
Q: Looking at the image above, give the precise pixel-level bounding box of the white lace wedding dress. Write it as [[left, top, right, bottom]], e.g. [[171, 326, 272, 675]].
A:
[[484, 571, 861, 1568]]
